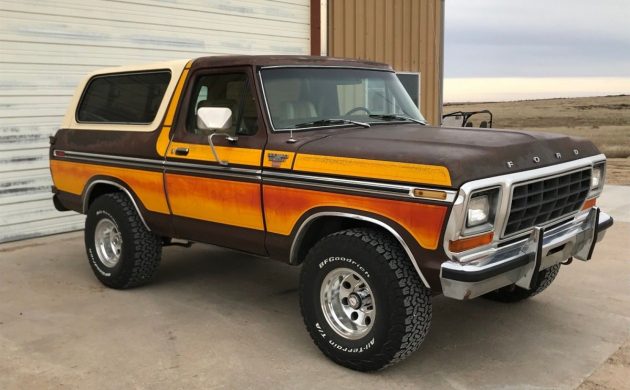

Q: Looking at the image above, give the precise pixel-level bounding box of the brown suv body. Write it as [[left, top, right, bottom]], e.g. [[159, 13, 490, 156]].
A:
[[49, 55, 613, 370]]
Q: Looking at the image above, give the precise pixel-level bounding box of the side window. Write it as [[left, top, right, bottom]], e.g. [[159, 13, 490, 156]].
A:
[[187, 73, 258, 136], [77, 71, 170, 123]]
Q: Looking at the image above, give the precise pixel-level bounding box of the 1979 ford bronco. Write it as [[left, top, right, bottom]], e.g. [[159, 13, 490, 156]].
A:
[[50, 56, 613, 371]]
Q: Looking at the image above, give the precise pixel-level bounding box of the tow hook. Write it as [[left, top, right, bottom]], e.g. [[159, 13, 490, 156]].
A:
[[561, 257, 573, 266]]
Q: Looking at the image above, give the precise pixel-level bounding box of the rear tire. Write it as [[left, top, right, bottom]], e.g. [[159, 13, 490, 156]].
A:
[[84, 192, 162, 289], [299, 228, 431, 371], [482, 264, 561, 303]]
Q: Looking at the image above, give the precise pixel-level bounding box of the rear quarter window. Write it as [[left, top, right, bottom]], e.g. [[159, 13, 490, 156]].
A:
[[77, 71, 171, 124]]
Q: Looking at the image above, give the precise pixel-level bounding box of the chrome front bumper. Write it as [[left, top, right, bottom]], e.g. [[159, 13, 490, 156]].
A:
[[440, 207, 613, 300]]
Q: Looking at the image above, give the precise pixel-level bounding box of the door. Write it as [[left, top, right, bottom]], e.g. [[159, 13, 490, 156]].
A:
[[164, 67, 267, 255]]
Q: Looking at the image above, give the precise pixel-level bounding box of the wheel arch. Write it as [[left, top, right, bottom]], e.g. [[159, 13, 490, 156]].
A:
[[289, 210, 431, 288], [82, 178, 151, 231]]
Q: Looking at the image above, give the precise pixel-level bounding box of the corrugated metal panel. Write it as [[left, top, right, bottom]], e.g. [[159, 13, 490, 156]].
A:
[[328, 0, 443, 125], [0, 0, 310, 243]]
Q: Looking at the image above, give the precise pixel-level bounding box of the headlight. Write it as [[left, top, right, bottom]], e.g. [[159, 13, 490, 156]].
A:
[[467, 195, 489, 227], [589, 162, 606, 196], [463, 188, 499, 235]]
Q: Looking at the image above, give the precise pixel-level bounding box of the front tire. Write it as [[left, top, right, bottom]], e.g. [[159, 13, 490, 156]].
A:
[[85, 192, 162, 289], [482, 264, 561, 303], [299, 228, 431, 371]]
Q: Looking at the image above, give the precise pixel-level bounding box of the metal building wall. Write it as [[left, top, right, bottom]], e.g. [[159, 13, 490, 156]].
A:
[[0, 0, 311, 243], [327, 0, 444, 125]]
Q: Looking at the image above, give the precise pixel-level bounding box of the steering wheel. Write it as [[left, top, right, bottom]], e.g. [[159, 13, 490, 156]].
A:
[[344, 106, 372, 116]]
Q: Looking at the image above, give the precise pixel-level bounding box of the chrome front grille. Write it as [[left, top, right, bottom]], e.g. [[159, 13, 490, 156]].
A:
[[504, 168, 591, 236]]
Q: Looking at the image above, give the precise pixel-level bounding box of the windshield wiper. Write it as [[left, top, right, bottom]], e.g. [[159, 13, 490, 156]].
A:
[[369, 114, 427, 125], [293, 118, 371, 129]]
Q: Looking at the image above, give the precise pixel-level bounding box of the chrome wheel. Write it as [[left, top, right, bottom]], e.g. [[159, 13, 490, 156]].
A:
[[94, 218, 122, 268], [320, 267, 376, 340]]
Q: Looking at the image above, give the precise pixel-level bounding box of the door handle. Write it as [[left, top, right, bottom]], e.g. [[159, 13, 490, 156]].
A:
[[173, 147, 189, 156]]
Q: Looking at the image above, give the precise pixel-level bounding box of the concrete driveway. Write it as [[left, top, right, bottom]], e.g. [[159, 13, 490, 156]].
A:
[[1, 186, 629, 389]]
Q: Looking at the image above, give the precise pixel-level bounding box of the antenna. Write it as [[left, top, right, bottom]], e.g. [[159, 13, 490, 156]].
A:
[[287, 129, 297, 144]]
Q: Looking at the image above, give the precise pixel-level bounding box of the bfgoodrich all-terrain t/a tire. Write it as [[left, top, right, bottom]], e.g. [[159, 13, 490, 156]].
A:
[[84, 192, 162, 289], [482, 264, 561, 303], [299, 228, 432, 371]]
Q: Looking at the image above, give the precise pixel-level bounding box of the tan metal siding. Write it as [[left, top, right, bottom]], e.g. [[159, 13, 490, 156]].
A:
[[328, 0, 443, 124], [0, 0, 310, 243]]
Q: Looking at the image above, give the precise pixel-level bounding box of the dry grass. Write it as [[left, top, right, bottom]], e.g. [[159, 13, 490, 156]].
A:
[[606, 158, 630, 185], [445, 95, 630, 184], [577, 338, 630, 390]]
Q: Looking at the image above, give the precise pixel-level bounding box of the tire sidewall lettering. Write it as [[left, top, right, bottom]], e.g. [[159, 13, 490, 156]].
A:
[[314, 321, 376, 354], [88, 247, 111, 277], [318, 256, 370, 279], [96, 209, 119, 229], [328, 337, 374, 354]]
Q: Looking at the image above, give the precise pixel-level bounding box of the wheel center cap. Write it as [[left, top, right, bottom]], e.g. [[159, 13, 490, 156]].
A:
[[347, 293, 361, 309]]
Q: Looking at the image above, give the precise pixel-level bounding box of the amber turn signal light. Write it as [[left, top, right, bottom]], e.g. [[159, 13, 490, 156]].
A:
[[412, 188, 447, 200], [581, 198, 596, 210], [449, 232, 494, 253]]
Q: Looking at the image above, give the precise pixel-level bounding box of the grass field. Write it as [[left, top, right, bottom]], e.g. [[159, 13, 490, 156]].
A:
[[444, 95, 630, 185]]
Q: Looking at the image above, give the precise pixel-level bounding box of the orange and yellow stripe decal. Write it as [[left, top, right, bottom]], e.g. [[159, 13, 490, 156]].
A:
[[166, 141, 262, 166], [263, 185, 448, 250], [165, 173, 264, 230], [50, 160, 170, 214], [293, 153, 451, 187], [156, 61, 192, 156], [51, 158, 447, 244]]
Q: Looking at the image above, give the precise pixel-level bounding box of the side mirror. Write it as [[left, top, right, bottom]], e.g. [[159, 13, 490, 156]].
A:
[[196, 107, 238, 166], [197, 107, 232, 132]]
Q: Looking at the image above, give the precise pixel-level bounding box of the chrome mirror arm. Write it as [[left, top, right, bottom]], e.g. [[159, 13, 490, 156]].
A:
[[207, 133, 229, 166]]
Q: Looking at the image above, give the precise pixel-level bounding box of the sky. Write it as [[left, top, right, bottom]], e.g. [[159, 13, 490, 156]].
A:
[[444, 0, 630, 102]]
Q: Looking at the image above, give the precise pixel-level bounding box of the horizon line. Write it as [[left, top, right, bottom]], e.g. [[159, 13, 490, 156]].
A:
[[443, 77, 630, 103]]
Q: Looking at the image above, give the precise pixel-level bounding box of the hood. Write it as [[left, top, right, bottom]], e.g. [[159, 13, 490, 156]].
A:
[[294, 124, 601, 188]]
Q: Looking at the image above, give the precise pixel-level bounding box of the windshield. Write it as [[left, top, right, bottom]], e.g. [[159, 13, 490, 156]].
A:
[[260, 67, 426, 130]]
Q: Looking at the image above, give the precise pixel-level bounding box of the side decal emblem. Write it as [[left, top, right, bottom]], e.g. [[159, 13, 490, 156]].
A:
[[268, 153, 288, 162], [533, 156, 541, 163], [506, 161, 515, 168], [555, 152, 562, 159], [268, 153, 289, 167], [573, 149, 580, 156]]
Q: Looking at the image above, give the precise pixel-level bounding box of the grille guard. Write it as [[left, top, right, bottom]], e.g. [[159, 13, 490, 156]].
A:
[[443, 154, 608, 261], [440, 207, 613, 300]]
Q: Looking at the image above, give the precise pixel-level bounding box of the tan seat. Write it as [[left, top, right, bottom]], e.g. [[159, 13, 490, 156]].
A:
[[197, 98, 237, 112], [280, 100, 317, 119]]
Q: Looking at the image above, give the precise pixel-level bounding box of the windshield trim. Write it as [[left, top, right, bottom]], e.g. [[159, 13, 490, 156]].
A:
[[258, 66, 407, 133]]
